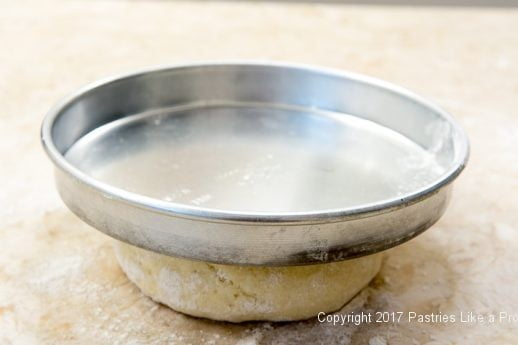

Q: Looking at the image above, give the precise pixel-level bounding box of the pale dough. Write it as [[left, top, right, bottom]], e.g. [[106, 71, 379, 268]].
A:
[[113, 241, 382, 322]]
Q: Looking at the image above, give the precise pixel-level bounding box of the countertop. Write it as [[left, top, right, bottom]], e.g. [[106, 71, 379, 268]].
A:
[[1, 1, 517, 344]]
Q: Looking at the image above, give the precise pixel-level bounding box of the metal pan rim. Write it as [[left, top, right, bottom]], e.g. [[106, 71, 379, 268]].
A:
[[41, 60, 469, 225]]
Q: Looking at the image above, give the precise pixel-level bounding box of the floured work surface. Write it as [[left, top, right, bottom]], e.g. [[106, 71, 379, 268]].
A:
[[1, 209, 517, 344], [1, 0, 518, 344]]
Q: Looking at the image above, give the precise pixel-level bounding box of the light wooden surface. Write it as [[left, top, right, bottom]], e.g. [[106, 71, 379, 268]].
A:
[[1, 1, 517, 344]]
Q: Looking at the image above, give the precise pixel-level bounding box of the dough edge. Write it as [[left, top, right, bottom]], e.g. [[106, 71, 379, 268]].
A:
[[114, 241, 382, 322]]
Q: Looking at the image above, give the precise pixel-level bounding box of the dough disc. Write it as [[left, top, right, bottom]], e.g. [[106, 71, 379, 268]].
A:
[[114, 241, 382, 322]]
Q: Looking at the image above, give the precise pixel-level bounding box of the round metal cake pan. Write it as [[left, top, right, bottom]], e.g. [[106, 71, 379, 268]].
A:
[[41, 62, 469, 266]]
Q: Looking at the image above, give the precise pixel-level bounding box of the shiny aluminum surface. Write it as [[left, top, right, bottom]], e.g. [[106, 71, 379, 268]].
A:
[[41, 62, 469, 265]]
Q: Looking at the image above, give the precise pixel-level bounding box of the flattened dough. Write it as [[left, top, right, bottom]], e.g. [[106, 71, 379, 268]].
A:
[[114, 241, 382, 322]]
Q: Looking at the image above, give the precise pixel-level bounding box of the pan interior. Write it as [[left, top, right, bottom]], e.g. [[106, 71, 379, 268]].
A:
[[65, 104, 447, 213]]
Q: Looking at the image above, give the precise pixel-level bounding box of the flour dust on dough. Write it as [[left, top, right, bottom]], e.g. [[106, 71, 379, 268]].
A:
[[114, 241, 382, 322]]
